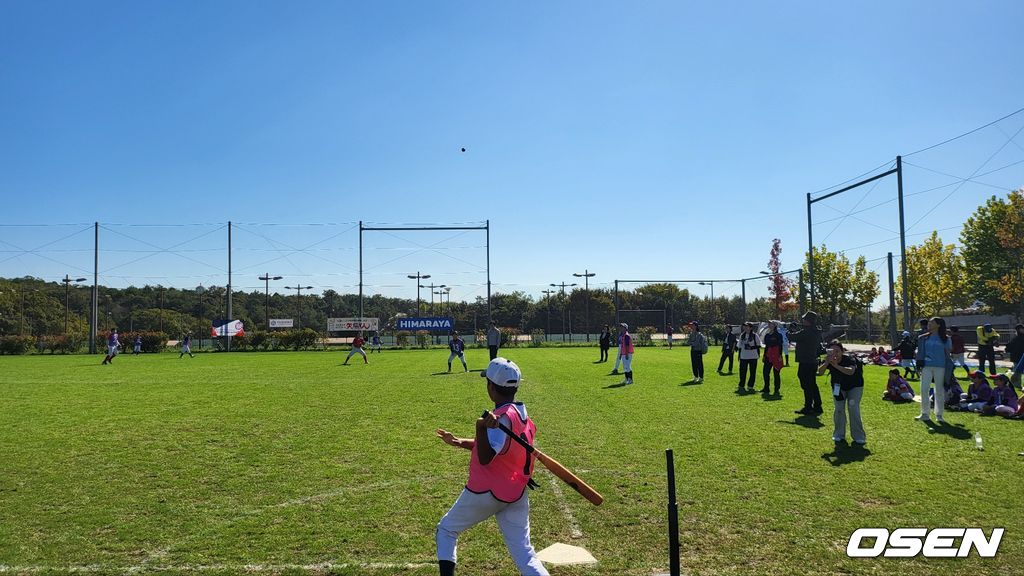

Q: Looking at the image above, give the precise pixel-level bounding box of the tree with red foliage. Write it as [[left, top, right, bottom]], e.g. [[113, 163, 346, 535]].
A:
[[767, 239, 798, 319]]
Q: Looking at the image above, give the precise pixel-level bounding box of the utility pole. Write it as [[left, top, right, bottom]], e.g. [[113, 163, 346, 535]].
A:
[[542, 289, 557, 341], [284, 285, 314, 328]]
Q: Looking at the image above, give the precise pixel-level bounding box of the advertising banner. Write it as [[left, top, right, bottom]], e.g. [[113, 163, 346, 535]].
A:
[[211, 320, 245, 337], [328, 317, 380, 332], [395, 317, 454, 332], [269, 319, 294, 328]]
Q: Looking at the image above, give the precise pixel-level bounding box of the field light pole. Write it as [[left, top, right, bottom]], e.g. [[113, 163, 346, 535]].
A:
[[284, 285, 313, 328], [407, 272, 431, 315], [259, 274, 283, 329], [550, 282, 577, 342], [62, 275, 87, 335], [433, 290, 447, 315], [572, 270, 596, 342], [698, 281, 715, 323], [420, 282, 446, 315], [542, 289, 556, 341]]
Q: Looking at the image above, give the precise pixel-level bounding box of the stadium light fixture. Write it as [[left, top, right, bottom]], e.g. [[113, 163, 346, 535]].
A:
[[62, 275, 87, 335], [408, 272, 431, 315], [259, 274, 284, 330], [572, 270, 597, 341]]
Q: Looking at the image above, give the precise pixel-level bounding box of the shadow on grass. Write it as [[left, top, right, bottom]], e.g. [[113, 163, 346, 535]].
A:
[[733, 387, 757, 396], [604, 382, 629, 389], [680, 380, 702, 387], [924, 420, 973, 440], [822, 443, 872, 466], [431, 371, 452, 376], [778, 415, 824, 429], [761, 391, 783, 402]]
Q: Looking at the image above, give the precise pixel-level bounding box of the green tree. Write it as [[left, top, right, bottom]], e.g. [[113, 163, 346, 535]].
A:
[[894, 231, 968, 318], [802, 245, 880, 324], [960, 189, 1024, 315]]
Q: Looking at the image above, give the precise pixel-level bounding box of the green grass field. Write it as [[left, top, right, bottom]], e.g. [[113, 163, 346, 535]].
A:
[[1, 347, 1021, 575]]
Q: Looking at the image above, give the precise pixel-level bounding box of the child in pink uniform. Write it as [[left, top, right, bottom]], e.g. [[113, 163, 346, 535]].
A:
[[434, 357, 548, 576]]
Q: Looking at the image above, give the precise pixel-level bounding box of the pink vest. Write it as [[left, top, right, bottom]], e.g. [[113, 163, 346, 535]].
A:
[[619, 333, 634, 355], [466, 403, 536, 503]]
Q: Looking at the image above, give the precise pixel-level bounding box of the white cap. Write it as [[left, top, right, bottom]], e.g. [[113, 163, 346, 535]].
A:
[[481, 357, 522, 387], [620, 322, 628, 330]]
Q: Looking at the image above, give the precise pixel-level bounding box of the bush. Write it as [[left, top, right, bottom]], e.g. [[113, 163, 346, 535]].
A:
[[501, 327, 521, 347], [636, 326, 656, 347], [248, 331, 271, 351], [275, 328, 319, 351], [415, 330, 430, 349], [0, 335, 35, 355], [530, 329, 545, 347], [37, 334, 85, 354], [395, 331, 410, 348]]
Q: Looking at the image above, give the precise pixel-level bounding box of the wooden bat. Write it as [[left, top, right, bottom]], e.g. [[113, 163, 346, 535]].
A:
[[483, 411, 604, 506]]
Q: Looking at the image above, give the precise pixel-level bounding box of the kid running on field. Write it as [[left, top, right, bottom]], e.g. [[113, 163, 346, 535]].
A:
[[179, 334, 194, 358], [434, 357, 548, 576], [133, 334, 142, 355], [343, 333, 368, 365], [448, 332, 468, 372], [102, 329, 119, 365]]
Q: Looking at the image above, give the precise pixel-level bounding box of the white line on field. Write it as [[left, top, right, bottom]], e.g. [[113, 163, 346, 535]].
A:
[[540, 470, 584, 539], [0, 561, 434, 574]]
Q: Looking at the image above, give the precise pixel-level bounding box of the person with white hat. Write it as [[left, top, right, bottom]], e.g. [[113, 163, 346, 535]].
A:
[[613, 323, 634, 384], [434, 357, 548, 576]]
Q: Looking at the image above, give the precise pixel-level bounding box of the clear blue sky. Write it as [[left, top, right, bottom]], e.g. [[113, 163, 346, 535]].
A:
[[2, 1, 1023, 305]]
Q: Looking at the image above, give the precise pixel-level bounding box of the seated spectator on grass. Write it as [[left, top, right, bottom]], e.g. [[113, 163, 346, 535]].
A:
[[944, 370, 964, 409], [883, 369, 915, 402], [868, 347, 881, 363], [960, 371, 993, 412], [876, 348, 895, 365], [984, 374, 1019, 418]]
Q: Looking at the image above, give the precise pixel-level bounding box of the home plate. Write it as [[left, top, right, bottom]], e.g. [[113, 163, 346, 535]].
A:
[[536, 542, 597, 565]]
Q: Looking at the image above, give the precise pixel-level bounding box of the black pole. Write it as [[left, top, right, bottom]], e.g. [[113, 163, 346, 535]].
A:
[[227, 221, 232, 352], [896, 156, 910, 332], [63, 275, 70, 335], [90, 222, 98, 354], [359, 221, 364, 319], [265, 275, 270, 330], [798, 269, 805, 316], [807, 193, 815, 311], [887, 252, 898, 347], [666, 449, 680, 576], [486, 220, 491, 325], [614, 280, 619, 326]]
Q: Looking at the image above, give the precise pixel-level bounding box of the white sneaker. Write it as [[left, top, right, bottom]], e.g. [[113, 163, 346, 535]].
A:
[[625, 379, 633, 385], [915, 414, 930, 421]]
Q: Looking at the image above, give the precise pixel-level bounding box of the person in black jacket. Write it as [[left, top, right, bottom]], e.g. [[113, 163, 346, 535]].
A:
[[718, 324, 737, 374], [598, 325, 611, 363], [818, 340, 866, 445], [1007, 323, 1024, 390], [790, 311, 823, 415], [896, 331, 918, 380]]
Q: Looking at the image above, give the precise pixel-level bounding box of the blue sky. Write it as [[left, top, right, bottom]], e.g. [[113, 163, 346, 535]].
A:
[[2, 1, 1023, 305]]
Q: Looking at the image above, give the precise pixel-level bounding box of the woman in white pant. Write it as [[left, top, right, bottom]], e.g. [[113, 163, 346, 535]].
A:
[[915, 317, 952, 423]]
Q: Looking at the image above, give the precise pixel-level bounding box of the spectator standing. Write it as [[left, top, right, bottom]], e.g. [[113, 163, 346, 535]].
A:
[[896, 331, 918, 379], [916, 317, 952, 423], [949, 326, 969, 379], [779, 323, 791, 366], [737, 322, 761, 392], [718, 324, 737, 374], [1005, 324, 1024, 390], [761, 322, 783, 395], [976, 323, 1000, 374], [688, 321, 708, 382], [133, 334, 142, 355], [486, 322, 501, 361], [598, 325, 611, 363], [616, 323, 634, 385], [790, 312, 823, 415], [818, 340, 866, 446], [666, 323, 674, 349]]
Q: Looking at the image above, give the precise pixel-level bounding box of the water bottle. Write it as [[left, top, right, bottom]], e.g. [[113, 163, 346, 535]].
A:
[[975, 432, 983, 451]]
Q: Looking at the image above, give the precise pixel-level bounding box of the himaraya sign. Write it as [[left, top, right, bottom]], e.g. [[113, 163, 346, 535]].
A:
[[211, 320, 245, 337], [328, 318, 380, 332], [395, 317, 454, 332], [269, 319, 294, 328]]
